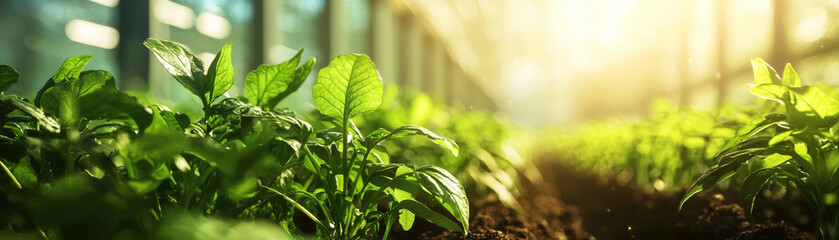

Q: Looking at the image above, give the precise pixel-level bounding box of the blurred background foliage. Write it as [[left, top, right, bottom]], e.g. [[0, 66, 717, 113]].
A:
[[5, 0, 839, 235], [4, 0, 839, 126]]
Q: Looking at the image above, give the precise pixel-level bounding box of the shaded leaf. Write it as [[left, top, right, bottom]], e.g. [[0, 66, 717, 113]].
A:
[[414, 166, 469, 233], [740, 168, 781, 225], [0, 64, 19, 92], [392, 199, 463, 233]]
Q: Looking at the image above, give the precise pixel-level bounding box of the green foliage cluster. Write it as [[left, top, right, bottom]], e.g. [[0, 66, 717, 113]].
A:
[[553, 99, 754, 191], [681, 58, 839, 239], [352, 89, 541, 210], [0, 39, 469, 239]]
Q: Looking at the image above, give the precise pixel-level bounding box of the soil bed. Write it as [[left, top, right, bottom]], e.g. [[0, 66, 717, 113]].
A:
[[405, 153, 818, 240]]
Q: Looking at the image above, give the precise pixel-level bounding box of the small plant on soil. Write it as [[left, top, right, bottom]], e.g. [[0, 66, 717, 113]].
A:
[[681, 58, 839, 239]]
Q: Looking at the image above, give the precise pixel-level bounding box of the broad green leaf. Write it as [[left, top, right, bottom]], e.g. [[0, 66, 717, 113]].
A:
[[365, 125, 459, 157], [281, 56, 315, 102], [33, 79, 55, 107], [0, 95, 59, 133], [768, 130, 792, 146], [679, 149, 759, 210], [11, 157, 37, 188], [782, 63, 801, 87], [752, 153, 792, 171], [245, 50, 302, 109], [41, 70, 111, 126], [786, 86, 839, 129], [205, 43, 234, 102], [78, 87, 153, 131], [399, 207, 416, 230], [371, 146, 390, 164], [143, 38, 206, 101], [414, 166, 469, 233], [392, 199, 463, 233], [41, 87, 78, 127], [388, 173, 419, 230], [313, 54, 383, 120], [793, 142, 815, 172], [52, 55, 92, 84], [749, 84, 787, 101], [720, 114, 784, 151], [0, 64, 19, 92], [751, 58, 781, 85], [146, 105, 190, 133], [740, 168, 780, 225], [40, 70, 151, 130]]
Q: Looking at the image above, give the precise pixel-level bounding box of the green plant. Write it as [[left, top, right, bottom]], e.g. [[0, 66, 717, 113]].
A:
[[352, 89, 538, 210], [145, 39, 470, 239], [552, 99, 751, 191], [269, 53, 469, 239], [680, 58, 839, 239], [0, 38, 469, 240]]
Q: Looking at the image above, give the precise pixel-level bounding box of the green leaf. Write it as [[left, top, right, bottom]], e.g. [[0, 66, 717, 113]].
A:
[[782, 63, 801, 87], [679, 147, 761, 210], [52, 55, 92, 84], [143, 38, 206, 102], [399, 207, 416, 231], [414, 166, 469, 233], [40, 87, 78, 127], [312, 54, 383, 120], [768, 130, 792, 146], [749, 84, 787, 101], [751, 58, 781, 85], [205, 43, 234, 103], [753, 153, 791, 171], [786, 86, 839, 129], [40, 70, 151, 130], [146, 105, 190, 133], [740, 168, 781, 225], [720, 114, 784, 151], [365, 125, 459, 157], [33, 79, 55, 107], [245, 50, 303, 109], [0, 95, 60, 133], [392, 199, 463, 233], [389, 172, 419, 230], [0, 64, 19, 92], [78, 86, 153, 131], [282, 56, 315, 102], [11, 157, 37, 188]]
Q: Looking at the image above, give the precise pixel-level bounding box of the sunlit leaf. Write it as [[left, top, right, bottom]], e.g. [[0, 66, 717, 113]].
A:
[[205, 43, 234, 102], [312, 54, 383, 121]]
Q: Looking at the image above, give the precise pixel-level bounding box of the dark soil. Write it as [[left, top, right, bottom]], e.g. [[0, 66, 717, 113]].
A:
[[541, 153, 814, 240], [393, 180, 592, 239], [402, 153, 818, 239]]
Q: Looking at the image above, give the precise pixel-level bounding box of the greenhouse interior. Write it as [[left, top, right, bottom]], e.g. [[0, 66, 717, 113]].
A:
[[4, 0, 839, 239]]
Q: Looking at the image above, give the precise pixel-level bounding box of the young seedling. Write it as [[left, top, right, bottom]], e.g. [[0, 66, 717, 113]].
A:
[[680, 58, 839, 239]]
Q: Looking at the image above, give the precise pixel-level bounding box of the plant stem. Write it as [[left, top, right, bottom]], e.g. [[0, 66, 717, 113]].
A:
[[0, 159, 22, 189]]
